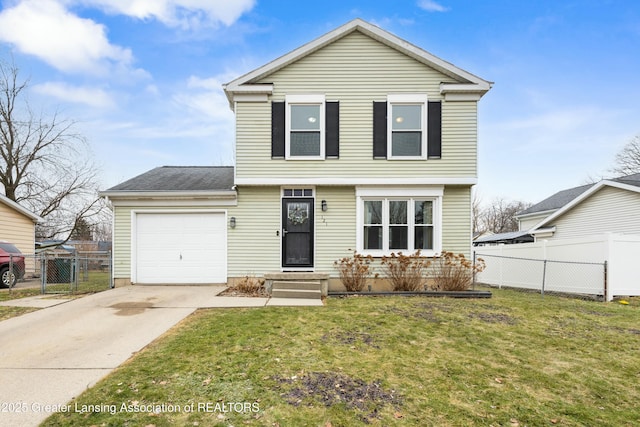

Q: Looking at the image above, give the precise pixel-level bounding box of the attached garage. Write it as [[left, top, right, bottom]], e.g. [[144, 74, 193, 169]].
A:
[[100, 166, 237, 287], [133, 211, 227, 284]]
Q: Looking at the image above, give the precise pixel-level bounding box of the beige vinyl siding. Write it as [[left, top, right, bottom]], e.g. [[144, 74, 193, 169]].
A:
[[314, 186, 356, 275], [112, 206, 132, 279], [441, 186, 472, 257], [229, 185, 468, 277], [519, 214, 550, 231], [0, 203, 36, 255], [227, 186, 356, 277], [0, 203, 36, 273], [548, 187, 640, 240], [236, 31, 477, 180], [227, 186, 281, 276]]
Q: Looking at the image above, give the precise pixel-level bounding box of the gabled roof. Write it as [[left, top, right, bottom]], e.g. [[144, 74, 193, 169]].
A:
[[529, 173, 640, 232], [0, 193, 42, 223], [223, 18, 493, 106], [519, 173, 640, 219], [100, 166, 235, 198], [517, 184, 593, 218]]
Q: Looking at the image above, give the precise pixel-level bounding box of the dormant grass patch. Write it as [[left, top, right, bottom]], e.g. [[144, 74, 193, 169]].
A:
[[43, 288, 640, 426]]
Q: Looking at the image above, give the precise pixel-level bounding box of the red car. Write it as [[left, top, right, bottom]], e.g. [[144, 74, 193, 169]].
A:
[[0, 242, 26, 288]]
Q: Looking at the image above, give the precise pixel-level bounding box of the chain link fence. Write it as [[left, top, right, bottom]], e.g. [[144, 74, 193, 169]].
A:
[[474, 252, 607, 301], [3, 251, 113, 294]]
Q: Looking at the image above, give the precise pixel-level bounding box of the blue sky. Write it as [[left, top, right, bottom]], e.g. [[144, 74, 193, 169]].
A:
[[0, 0, 639, 205]]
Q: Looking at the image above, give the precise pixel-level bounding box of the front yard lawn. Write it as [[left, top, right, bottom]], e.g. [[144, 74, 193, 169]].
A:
[[43, 289, 640, 426]]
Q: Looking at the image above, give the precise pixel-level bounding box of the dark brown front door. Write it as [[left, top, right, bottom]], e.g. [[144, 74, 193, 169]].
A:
[[282, 198, 314, 268]]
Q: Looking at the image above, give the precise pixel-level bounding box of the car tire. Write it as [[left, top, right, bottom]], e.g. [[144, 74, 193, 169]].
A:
[[0, 266, 17, 288]]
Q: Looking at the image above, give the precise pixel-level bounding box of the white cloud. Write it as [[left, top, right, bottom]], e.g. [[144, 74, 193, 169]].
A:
[[417, 0, 449, 12], [174, 75, 235, 123], [33, 81, 115, 108], [0, 0, 135, 76], [0, 0, 255, 75], [78, 0, 256, 29]]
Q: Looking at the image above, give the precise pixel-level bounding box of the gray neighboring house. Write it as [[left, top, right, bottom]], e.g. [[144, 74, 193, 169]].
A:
[[515, 173, 640, 241]]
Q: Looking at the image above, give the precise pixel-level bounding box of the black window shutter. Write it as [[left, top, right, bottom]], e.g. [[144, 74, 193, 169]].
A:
[[325, 102, 339, 158], [271, 101, 285, 158], [427, 101, 442, 159], [373, 101, 387, 159]]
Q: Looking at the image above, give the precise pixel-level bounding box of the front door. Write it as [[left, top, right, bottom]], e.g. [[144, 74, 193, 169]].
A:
[[282, 198, 314, 268]]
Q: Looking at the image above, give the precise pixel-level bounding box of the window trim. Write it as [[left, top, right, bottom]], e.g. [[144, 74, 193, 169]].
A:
[[285, 94, 325, 160], [356, 186, 443, 257], [387, 94, 428, 160]]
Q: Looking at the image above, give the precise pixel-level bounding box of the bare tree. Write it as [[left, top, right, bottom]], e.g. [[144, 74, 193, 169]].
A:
[[472, 191, 485, 235], [611, 135, 640, 176], [0, 59, 105, 240], [477, 198, 531, 234]]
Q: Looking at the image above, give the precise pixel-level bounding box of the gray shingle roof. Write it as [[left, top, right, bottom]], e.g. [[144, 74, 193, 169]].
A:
[[473, 230, 534, 245], [106, 166, 234, 192], [518, 173, 640, 217], [517, 184, 593, 216], [614, 172, 640, 188]]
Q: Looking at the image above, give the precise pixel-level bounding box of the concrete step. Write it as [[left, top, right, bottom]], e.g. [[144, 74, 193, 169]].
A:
[[272, 280, 321, 291], [271, 288, 322, 299]]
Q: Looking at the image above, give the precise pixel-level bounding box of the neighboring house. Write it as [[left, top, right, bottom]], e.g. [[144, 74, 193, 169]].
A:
[[0, 193, 42, 255], [515, 184, 593, 232], [516, 173, 640, 241], [473, 230, 533, 246], [101, 19, 492, 288]]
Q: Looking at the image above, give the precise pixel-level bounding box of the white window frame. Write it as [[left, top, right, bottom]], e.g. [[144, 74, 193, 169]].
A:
[[387, 94, 428, 160], [285, 94, 325, 160], [356, 186, 443, 257]]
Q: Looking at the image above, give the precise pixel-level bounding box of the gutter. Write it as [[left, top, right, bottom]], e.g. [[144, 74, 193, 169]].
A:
[[98, 190, 237, 200]]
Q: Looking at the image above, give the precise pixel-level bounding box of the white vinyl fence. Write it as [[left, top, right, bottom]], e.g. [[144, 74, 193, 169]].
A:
[[474, 233, 640, 301]]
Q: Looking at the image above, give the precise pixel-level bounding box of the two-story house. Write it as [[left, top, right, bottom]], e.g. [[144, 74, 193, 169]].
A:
[[101, 19, 492, 291]]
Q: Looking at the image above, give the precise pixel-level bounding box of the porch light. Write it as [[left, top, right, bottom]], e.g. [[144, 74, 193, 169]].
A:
[[230, 217, 236, 228], [321, 200, 327, 212]]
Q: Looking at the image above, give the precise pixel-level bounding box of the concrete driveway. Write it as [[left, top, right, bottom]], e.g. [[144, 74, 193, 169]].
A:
[[0, 285, 321, 426]]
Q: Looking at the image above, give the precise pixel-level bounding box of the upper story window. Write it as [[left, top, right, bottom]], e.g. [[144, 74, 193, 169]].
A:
[[387, 94, 428, 159], [286, 95, 325, 159]]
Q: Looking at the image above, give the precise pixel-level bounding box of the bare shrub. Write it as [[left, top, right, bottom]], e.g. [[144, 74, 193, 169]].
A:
[[233, 275, 266, 296], [380, 251, 431, 292], [430, 251, 486, 291], [334, 251, 375, 292]]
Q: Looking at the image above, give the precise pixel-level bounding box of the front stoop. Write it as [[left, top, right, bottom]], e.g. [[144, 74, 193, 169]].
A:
[[264, 273, 329, 299]]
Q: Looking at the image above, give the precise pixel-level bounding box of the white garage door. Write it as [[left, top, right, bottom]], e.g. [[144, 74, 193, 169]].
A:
[[135, 212, 227, 284]]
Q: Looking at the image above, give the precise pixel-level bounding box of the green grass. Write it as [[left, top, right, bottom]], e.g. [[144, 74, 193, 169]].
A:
[[43, 271, 111, 294], [0, 271, 110, 321], [43, 289, 640, 426], [0, 287, 41, 320], [0, 287, 40, 301]]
